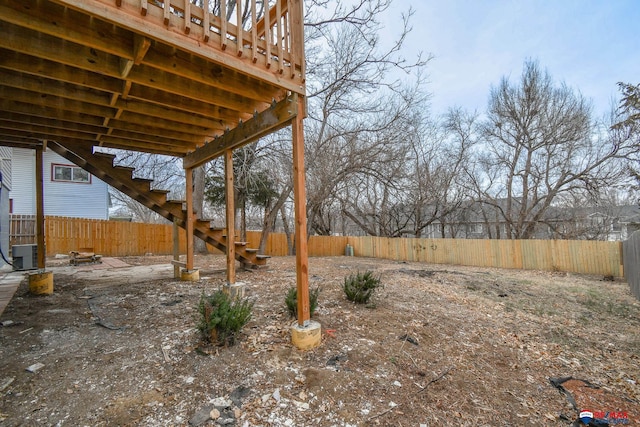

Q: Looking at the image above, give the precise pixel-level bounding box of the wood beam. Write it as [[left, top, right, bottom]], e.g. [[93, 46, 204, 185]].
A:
[[185, 167, 194, 271], [292, 95, 309, 326], [35, 145, 46, 269], [173, 219, 181, 279], [183, 95, 297, 169], [224, 149, 236, 284], [0, 0, 285, 102], [0, 24, 269, 113]]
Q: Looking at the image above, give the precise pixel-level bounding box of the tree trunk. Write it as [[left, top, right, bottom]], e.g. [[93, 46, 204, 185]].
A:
[[281, 204, 294, 255], [258, 184, 292, 253]]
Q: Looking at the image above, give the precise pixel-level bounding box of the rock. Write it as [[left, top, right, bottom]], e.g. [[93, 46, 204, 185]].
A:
[[0, 377, 15, 392], [209, 408, 220, 419], [26, 363, 45, 373], [211, 397, 232, 408], [217, 418, 235, 425], [294, 401, 310, 411], [1, 320, 14, 327], [393, 380, 402, 387], [229, 385, 251, 407], [188, 404, 215, 426], [185, 376, 195, 384], [272, 388, 281, 403]]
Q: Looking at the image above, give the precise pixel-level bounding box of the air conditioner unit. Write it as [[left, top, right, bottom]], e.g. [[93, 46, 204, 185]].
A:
[[12, 244, 38, 271]]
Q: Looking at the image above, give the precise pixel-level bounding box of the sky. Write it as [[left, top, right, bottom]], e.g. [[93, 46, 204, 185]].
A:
[[383, 0, 640, 118]]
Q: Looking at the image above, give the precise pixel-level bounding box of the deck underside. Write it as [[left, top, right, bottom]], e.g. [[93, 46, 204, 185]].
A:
[[0, 0, 304, 157]]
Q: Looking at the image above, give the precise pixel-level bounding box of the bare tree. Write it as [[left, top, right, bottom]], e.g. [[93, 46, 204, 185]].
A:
[[303, 1, 430, 236], [473, 61, 634, 239]]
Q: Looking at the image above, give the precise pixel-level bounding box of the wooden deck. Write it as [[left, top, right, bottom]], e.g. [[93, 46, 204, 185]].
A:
[[0, 0, 312, 325], [0, 0, 305, 157]]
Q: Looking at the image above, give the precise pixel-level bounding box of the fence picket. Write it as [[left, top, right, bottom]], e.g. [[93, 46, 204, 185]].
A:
[[8, 215, 625, 278]]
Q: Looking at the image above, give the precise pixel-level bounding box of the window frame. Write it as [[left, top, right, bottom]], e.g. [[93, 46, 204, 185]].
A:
[[51, 163, 91, 184]]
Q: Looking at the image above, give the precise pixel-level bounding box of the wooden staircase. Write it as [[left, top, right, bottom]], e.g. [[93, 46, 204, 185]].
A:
[[47, 141, 268, 267]]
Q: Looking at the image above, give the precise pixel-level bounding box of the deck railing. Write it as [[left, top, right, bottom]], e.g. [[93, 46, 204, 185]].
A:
[[110, 0, 305, 84]]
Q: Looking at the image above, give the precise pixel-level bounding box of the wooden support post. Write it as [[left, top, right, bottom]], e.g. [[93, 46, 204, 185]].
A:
[[172, 218, 180, 279], [35, 145, 46, 269], [185, 167, 194, 271], [292, 95, 310, 326], [224, 149, 236, 284]]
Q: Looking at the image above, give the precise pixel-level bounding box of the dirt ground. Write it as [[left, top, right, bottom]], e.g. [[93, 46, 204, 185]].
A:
[[1, 254, 639, 426]]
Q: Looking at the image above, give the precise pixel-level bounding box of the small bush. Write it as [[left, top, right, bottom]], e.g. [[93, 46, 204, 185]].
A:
[[197, 290, 253, 346], [343, 271, 382, 304], [285, 286, 320, 318]]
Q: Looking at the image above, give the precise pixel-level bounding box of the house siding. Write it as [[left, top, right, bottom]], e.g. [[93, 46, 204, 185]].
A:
[[0, 147, 10, 266], [10, 148, 109, 220], [10, 148, 34, 215]]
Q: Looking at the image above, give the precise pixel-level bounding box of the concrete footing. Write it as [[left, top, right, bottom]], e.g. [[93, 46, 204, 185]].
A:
[[223, 282, 245, 299], [28, 271, 54, 295], [180, 269, 200, 281], [290, 320, 322, 350]]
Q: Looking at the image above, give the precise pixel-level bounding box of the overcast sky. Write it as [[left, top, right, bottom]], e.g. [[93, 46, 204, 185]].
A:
[[384, 0, 640, 118]]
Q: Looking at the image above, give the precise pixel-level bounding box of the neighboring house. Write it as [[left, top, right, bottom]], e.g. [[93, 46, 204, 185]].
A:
[[10, 148, 109, 220], [0, 146, 11, 267]]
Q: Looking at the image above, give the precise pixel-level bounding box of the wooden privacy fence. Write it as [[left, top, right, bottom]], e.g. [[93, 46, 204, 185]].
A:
[[10, 216, 624, 277], [11, 216, 187, 257], [9, 214, 36, 248], [623, 231, 640, 299], [344, 236, 623, 278]]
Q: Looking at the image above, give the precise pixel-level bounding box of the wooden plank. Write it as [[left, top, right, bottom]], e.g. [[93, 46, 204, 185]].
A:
[[185, 167, 194, 270], [35, 146, 46, 269], [236, 0, 243, 57], [173, 219, 180, 278], [292, 95, 309, 326], [203, 0, 210, 42], [250, 0, 258, 63], [275, 0, 284, 74], [220, 0, 227, 50], [182, 95, 297, 169], [224, 149, 236, 284], [183, 0, 191, 34]]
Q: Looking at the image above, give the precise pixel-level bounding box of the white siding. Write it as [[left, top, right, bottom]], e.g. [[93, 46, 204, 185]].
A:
[[0, 146, 10, 266], [10, 148, 35, 214], [0, 146, 11, 191], [10, 148, 109, 220]]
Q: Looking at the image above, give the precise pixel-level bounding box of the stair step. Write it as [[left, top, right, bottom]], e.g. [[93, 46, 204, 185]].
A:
[[197, 218, 216, 223], [92, 151, 116, 163], [132, 177, 153, 184], [254, 254, 270, 266], [46, 142, 268, 268], [113, 165, 135, 173]]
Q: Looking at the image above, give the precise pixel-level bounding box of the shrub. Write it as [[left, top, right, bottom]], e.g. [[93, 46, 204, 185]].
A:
[[197, 290, 253, 346], [343, 271, 382, 304], [285, 286, 320, 318]]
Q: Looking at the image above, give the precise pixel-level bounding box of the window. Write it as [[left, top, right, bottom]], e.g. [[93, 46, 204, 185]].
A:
[[52, 164, 91, 183]]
